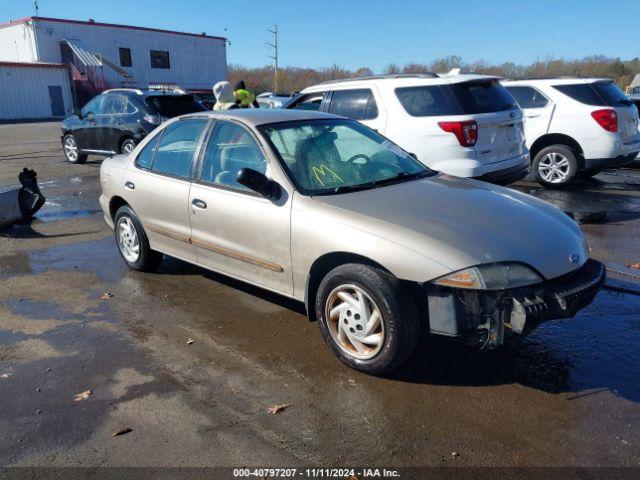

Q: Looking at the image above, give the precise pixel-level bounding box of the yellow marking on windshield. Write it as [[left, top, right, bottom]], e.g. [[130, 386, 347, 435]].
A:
[[312, 165, 343, 186]]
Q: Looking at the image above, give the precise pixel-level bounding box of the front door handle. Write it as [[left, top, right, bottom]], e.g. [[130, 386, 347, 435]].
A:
[[124, 181, 135, 190], [526, 114, 541, 118], [192, 199, 207, 209]]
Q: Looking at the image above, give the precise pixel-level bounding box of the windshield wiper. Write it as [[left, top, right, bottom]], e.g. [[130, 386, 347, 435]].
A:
[[326, 171, 432, 195], [501, 103, 517, 111], [617, 98, 633, 106]]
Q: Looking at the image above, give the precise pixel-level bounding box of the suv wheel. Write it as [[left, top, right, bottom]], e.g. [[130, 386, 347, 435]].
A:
[[120, 138, 136, 155], [315, 263, 419, 376], [533, 145, 579, 188], [114, 206, 163, 271], [62, 134, 88, 164]]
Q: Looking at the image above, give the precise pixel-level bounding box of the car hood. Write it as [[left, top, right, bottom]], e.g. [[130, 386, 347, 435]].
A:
[[313, 174, 588, 281]]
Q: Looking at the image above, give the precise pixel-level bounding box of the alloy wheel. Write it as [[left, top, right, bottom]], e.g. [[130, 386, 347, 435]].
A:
[[325, 284, 385, 360], [122, 141, 135, 154], [539, 152, 570, 183], [117, 216, 140, 263], [64, 136, 79, 162]]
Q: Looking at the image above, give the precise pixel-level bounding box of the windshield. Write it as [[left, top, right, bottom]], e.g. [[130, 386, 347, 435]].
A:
[[260, 119, 434, 195], [145, 95, 206, 117]]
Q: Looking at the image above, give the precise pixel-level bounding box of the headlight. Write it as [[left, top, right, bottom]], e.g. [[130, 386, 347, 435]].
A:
[[432, 263, 543, 290]]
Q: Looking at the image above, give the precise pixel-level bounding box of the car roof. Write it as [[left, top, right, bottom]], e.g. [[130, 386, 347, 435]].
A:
[[184, 109, 341, 126], [300, 73, 502, 93], [502, 78, 613, 85], [103, 88, 192, 97]]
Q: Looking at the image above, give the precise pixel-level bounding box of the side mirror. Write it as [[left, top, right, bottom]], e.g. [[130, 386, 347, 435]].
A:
[[74, 108, 82, 118], [237, 168, 281, 200]]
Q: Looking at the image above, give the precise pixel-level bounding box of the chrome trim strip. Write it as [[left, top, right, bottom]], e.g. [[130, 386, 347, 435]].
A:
[[145, 223, 283, 273], [190, 237, 284, 273]]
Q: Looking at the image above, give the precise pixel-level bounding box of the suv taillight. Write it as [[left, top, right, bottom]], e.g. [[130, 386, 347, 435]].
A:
[[438, 120, 478, 147], [591, 109, 617, 132]]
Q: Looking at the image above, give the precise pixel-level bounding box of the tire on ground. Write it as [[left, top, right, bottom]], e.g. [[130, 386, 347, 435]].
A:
[[120, 138, 136, 155], [62, 134, 88, 164], [315, 263, 420, 376], [532, 144, 580, 188], [114, 205, 163, 272]]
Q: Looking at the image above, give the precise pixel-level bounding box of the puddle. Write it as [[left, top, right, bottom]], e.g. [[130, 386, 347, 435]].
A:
[[512, 184, 640, 224], [36, 209, 102, 222]]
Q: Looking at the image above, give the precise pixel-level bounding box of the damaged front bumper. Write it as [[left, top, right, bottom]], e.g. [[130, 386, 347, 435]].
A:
[[424, 259, 605, 349]]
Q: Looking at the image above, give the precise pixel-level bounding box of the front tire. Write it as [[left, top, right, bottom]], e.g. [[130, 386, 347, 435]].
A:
[[62, 134, 88, 164], [114, 206, 163, 271], [315, 263, 420, 376], [533, 145, 579, 188]]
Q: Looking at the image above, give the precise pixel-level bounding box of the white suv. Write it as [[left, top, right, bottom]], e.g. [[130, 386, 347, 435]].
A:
[[503, 78, 640, 187], [286, 74, 529, 184]]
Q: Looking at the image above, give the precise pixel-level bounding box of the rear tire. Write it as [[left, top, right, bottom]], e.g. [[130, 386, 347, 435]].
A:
[[315, 263, 420, 376], [533, 145, 579, 188], [114, 206, 163, 272], [62, 134, 88, 164], [120, 138, 136, 155]]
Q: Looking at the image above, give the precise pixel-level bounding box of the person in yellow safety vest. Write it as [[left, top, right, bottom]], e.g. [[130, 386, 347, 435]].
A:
[[234, 80, 259, 108], [212, 81, 238, 111]]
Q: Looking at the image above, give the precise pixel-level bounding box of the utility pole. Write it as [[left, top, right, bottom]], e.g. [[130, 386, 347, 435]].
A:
[[266, 25, 278, 93], [34, 0, 39, 17]]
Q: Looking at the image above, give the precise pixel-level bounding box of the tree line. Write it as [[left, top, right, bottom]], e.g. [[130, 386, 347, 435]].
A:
[[228, 55, 640, 96]]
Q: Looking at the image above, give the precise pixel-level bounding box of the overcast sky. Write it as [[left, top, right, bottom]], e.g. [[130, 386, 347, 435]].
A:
[[2, 0, 639, 72]]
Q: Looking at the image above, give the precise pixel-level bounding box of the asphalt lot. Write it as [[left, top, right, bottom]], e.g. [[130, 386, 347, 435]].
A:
[[1, 121, 639, 469]]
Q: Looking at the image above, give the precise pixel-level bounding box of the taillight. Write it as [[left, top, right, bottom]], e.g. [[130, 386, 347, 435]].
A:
[[591, 109, 617, 132], [438, 120, 478, 147]]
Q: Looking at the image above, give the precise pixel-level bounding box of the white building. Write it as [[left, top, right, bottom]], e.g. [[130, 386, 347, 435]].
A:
[[0, 16, 227, 120]]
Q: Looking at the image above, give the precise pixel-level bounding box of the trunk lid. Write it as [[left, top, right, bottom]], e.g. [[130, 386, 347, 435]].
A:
[[592, 81, 639, 142], [449, 79, 526, 164], [474, 110, 526, 164]]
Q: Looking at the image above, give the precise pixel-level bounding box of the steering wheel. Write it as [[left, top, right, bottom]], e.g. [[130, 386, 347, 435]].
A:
[[346, 153, 370, 164]]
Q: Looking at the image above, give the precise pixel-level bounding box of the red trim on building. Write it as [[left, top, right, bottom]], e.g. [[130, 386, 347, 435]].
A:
[[0, 61, 66, 69], [0, 16, 227, 41]]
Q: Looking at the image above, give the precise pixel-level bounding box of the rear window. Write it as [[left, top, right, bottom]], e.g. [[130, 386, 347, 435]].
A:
[[328, 89, 378, 120], [395, 80, 517, 117], [395, 85, 463, 116], [552, 84, 606, 106], [593, 82, 633, 106], [452, 81, 518, 114], [145, 95, 205, 117]]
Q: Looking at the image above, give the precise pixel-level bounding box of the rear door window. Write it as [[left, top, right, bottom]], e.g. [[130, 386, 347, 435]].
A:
[[452, 80, 518, 114], [150, 119, 208, 179], [102, 94, 129, 115], [395, 85, 463, 116], [552, 84, 607, 106], [505, 86, 549, 109], [145, 95, 205, 117], [327, 89, 378, 120]]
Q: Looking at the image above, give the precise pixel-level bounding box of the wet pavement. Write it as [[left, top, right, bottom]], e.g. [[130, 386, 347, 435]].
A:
[[0, 122, 639, 468]]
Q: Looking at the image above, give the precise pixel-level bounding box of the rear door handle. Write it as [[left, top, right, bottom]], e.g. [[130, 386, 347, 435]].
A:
[[124, 181, 135, 190], [192, 199, 207, 209]]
